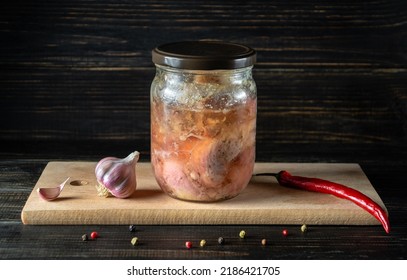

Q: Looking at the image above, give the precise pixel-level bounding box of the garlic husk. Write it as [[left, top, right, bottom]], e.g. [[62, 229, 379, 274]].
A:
[[95, 151, 140, 198]]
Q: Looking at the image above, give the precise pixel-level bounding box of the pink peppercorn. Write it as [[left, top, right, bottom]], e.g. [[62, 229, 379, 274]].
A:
[[185, 241, 192, 249], [90, 231, 99, 239], [282, 229, 288, 237]]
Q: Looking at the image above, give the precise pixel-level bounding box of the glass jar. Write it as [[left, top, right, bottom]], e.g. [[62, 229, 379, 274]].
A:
[[150, 41, 257, 202]]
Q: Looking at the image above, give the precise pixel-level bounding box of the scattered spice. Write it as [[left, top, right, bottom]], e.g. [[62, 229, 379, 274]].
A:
[[301, 224, 308, 233], [129, 225, 136, 232], [81, 234, 88, 241], [261, 239, 267, 246], [200, 239, 206, 247], [254, 171, 390, 233], [131, 237, 139, 246], [185, 241, 192, 249], [90, 231, 99, 239], [218, 237, 225, 245], [239, 230, 246, 239], [282, 229, 288, 237]]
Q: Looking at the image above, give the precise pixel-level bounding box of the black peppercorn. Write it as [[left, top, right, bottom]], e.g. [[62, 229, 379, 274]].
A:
[[81, 234, 88, 241], [129, 225, 136, 232]]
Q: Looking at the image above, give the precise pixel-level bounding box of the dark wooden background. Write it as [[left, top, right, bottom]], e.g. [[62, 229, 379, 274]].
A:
[[0, 0, 406, 259]]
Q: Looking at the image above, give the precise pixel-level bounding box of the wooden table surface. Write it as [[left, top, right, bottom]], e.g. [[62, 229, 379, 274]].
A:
[[1, 0, 406, 259]]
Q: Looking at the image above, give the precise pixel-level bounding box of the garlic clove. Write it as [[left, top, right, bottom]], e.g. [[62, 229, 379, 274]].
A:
[[37, 177, 70, 201], [95, 151, 140, 198]]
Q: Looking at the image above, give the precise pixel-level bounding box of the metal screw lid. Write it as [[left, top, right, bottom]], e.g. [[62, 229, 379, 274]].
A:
[[152, 41, 256, 70]]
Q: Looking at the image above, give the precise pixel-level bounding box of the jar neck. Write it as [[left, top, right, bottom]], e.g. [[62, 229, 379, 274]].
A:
[[154, 64, 253, 80]]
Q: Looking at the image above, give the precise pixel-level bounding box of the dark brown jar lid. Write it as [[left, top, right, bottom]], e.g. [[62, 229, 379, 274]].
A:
[[152, 41, 256, 70]]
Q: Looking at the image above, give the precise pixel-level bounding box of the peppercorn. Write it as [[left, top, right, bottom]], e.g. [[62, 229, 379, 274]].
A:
[[301, 224, 307, 233], [199, 239, 206, 247], [185, 241, 192, 249], [282, 229, 288, 237], [129, 225, 136, 232], [81, 234, 88, 241], [261, 239, 267, 246], [239, 230, 246, 239], [218, 237, 224, 245], [90, 231, 99, 239], [131, 237, 138, 246]]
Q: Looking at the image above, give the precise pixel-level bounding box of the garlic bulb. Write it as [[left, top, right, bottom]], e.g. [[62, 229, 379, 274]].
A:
[[95, 151, 140, 198]]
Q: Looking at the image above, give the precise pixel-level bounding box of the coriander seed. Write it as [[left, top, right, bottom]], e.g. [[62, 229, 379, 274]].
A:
[[131, 237, 139, 246], [239, 230, 246, 239]]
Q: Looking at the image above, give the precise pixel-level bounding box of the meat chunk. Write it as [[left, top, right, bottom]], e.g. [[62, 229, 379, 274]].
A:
[[186, 137, 242, 187]]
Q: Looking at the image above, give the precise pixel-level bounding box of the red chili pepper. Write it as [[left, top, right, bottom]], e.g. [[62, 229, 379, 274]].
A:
[[255, 171, 390, 233]]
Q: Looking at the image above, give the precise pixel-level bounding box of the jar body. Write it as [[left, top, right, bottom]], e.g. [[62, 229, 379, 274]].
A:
[[150, 65, 257, 202]]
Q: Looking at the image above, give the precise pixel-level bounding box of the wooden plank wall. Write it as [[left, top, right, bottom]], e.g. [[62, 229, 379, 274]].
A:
[[1, 0, 406, 161]]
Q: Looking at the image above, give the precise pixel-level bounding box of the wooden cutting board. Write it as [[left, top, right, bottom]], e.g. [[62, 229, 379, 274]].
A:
[[21, 162, 387, 226]]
